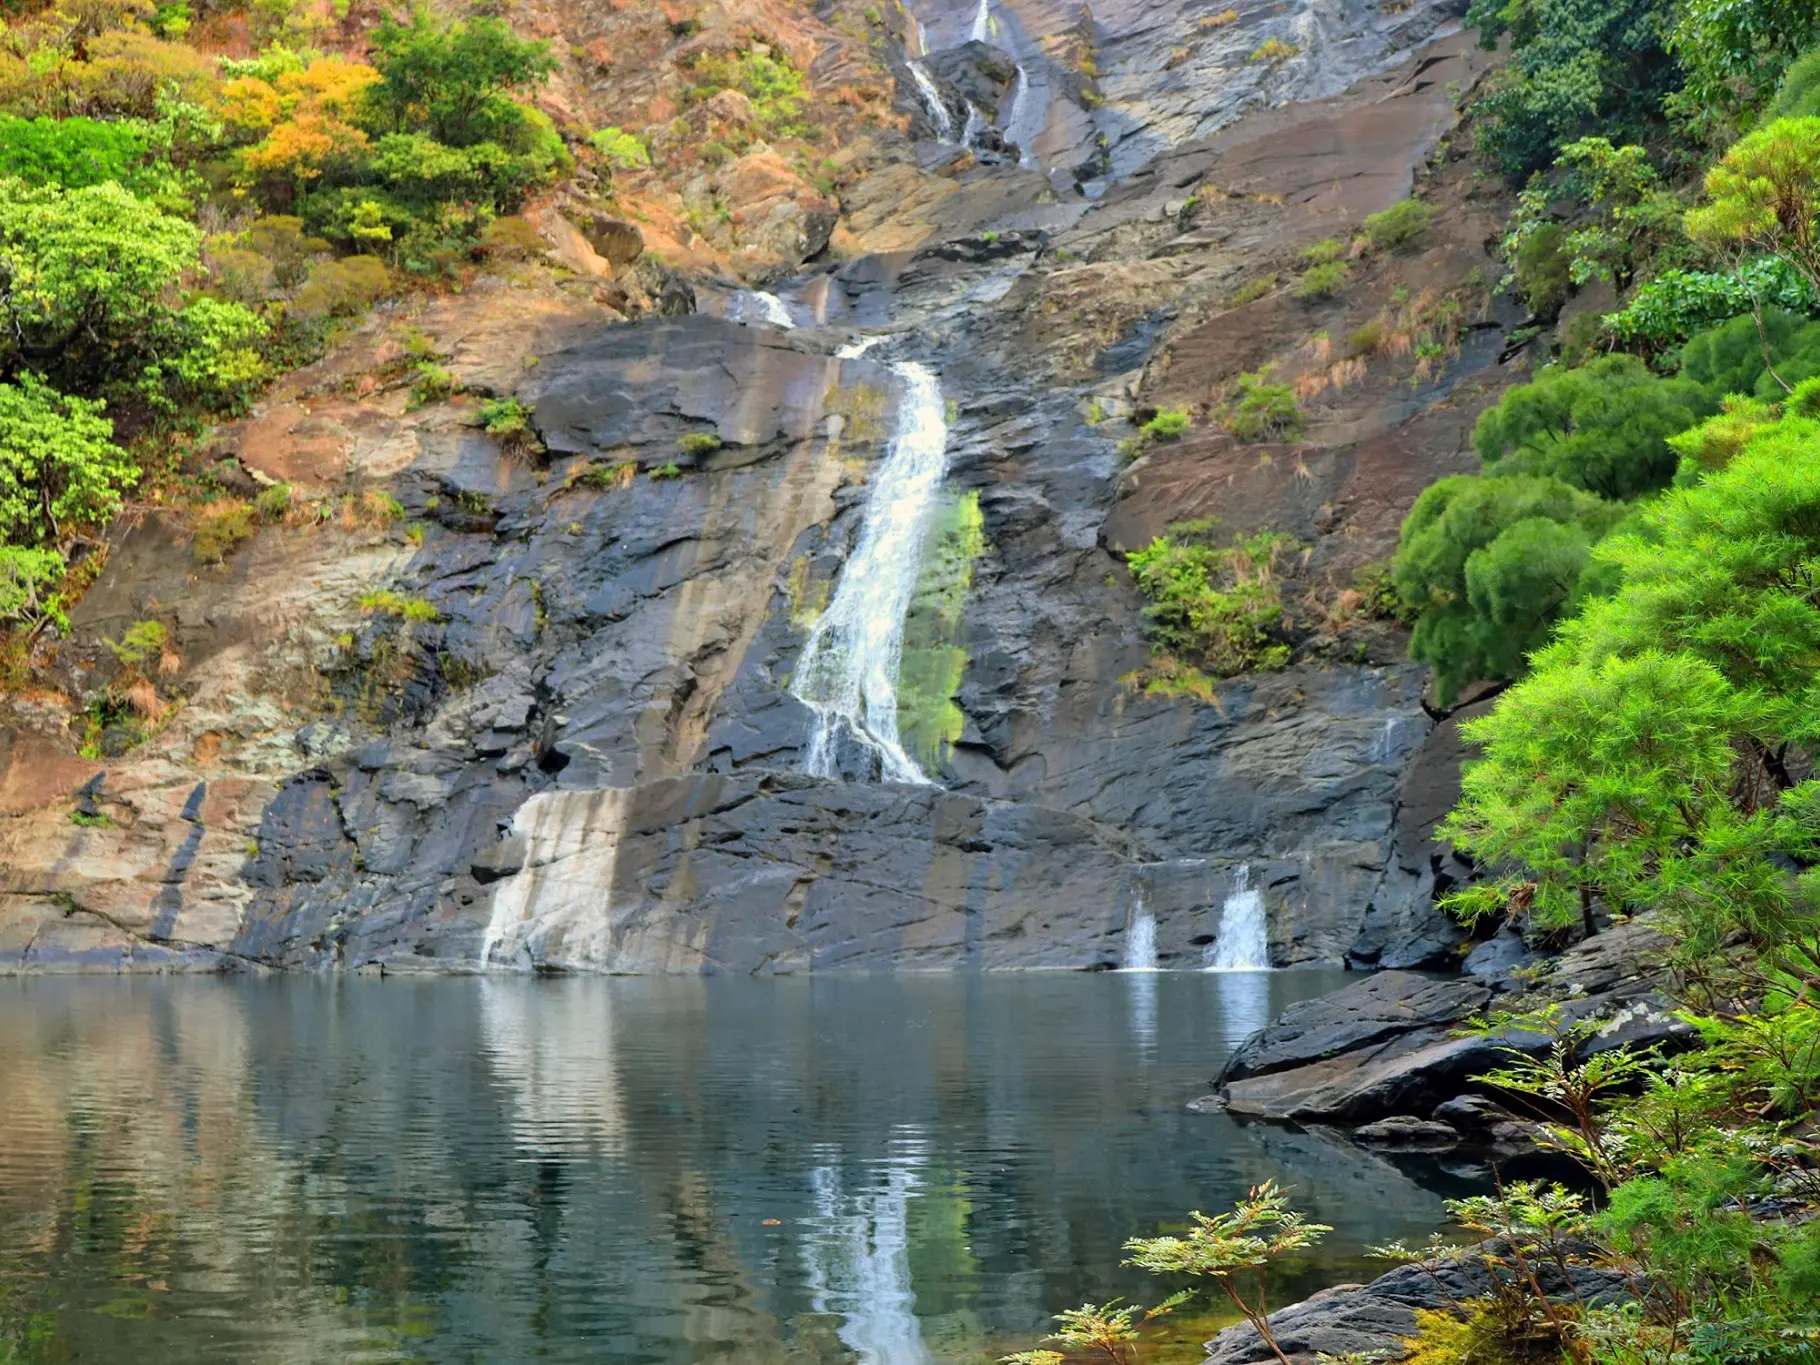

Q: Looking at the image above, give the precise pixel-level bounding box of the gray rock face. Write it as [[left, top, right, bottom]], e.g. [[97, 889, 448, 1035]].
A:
[[1212, 920, 1693, 1125], [1204, 1248, 1636, 1365]]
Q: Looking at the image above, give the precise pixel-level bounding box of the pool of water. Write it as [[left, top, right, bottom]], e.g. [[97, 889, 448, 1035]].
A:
[[0, 972, 1460, 1364]]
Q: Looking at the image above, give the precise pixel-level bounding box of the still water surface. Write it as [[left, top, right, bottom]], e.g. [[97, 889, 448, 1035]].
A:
[[0, 973, 1456, 1364]]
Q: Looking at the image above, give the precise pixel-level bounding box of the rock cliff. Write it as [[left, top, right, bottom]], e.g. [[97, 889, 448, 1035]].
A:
[[0, 0, 1514, 974]]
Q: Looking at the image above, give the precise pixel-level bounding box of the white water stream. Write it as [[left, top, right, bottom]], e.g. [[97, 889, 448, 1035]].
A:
[[1122, 891, 1158, 970], [969, 0, 990, 42], [792, 349, 951, 784], [907, 59, 955, 141], [1205, 864, 1270, 970], [730, 290, 796, 328]]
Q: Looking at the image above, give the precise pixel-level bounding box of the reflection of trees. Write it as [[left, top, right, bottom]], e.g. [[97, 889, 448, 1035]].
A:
[[0, 972, 1459, 1364]]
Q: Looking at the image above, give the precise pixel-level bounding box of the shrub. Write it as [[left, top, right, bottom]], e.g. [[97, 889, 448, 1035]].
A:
[[1300, 238, 1346, 265], [0, 115, 148, 188], [1231, 274, 1277, 305], [1128, 520, 1297, 676], [255, 483, 293, 522], [1512, 221, 1572, 318], [359, 588, 440, 621], [474, 215, 543, 259], [1247, 37, 1297, 64], [1224, 368, 1302, 442], [366, 12, 557, 148], [0, 546, 66, 630], [1473, 354, 1713, 500], [476, 396, 538, 450], [574, 461, 638, 490], [0, 376, 135, 547], [291, 255, 392, 319], [1348, 320, 1386, 355], [1140, 407, 1190, 440], [409, 362, 456, 406], [590, 125, 650, 169], [650, 462, 683, 479], [192, 499, 257, 565], [677, 431, 722, 457], [1358, 198, 1434, 253], [1293, 262, 1347, 300]]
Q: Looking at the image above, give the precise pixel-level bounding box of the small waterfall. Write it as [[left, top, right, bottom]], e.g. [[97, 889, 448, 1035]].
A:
[[1205, 864, 1270, 971], [1005, 64, 1037, 166], [1122, 893, 1158, 971], [731, 290, 796, 329], [802, 1132, 934, 1365], [907, 60, 955, 141], [969, 0, 990, 43], [960, 100, 984, 146], [792, 359, 951, 784]]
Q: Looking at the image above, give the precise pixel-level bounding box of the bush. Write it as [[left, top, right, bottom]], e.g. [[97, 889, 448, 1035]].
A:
[[590, 126, 650, 169], [677, 431, 722, 457], [1300, 238, 1346, 266], [1128, 521, 1296, 676], [0, 546, 67, 629], [1224, 368, 1302, 441], [192, 499, 256, 564], [1231, 274, 1277, 305], [1358, 198, 1434, 252], [366, 12, 557, 148], [359, 588, 439, 621], [1392, 473, 1622, 701], [1604, 259, 1819, 348], [1473, 354, 1713, 500], [0, 115, 148, 188], [292, 255, 392, 318], [1247, 37, 1296, 64], [255, 483, 292, 521], [0, 376, 135, 548], [1140, 407, 1190, 440], [1293, 261, 1347, 300]]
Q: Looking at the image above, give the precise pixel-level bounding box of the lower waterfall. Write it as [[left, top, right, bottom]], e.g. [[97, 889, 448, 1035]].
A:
[[792, 358, 951, 784], [907, 60, 954, 141], [1122, 895, 1158, 970], [1205, 864, 1270, 971]]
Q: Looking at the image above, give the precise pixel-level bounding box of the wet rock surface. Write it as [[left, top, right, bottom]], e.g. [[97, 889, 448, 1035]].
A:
[[1, 10, 1517, 974]]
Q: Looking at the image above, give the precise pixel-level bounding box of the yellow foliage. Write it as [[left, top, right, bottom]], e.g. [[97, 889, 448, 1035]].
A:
[[74, 28, 216, 116], [218, 75, 283, 134], [242, 110, 368, 179], [274, 56, 379, 118], [1401, 1307, 1520, 1365]]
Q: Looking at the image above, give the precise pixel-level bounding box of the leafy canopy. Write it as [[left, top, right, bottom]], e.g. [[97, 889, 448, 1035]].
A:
[[365, 11, 556, 148]]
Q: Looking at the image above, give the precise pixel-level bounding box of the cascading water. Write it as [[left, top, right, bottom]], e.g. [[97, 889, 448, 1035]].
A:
[[969, 0, 990, 43], [802, 1132, 934, 1365], [1005, 64, 1037, 166], [791, 353, 951, 784], [1205, 863, 1270, 970], [1122, 892, 1157, 970], [907, 60, 955, 141], [730, 290, 797, 329]]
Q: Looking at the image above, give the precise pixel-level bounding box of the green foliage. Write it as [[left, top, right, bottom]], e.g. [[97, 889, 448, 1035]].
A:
[[1224, 368, 1302, 442], [475, 396, 537, 450], [1231, 274, 1277, 306], [1473, 354, 1713, 499], [1678, 309, 1820, 397], [0, 375, 133, 548], [1769, 45, 1820, 120], [677, 431, 722, 457], [1358, 198, 1434, 253], [650, 462, 682, 480], [1604, 258, 1819, 348], [1128, 521, 1296, 677], [1671, 0, 1820, 123], [0, 545, 66, 630], [1124, 1181, 1330, 1365], [358, 589, 439, 622], [590, 125, 649, 169], [1441, 407, 1820, 956], [191, 499, 255, 564], [0, 115, 147, 188], [1686, 118, 1820, 304], [366, 12, 557, 148], [1513, 221, 1572, 317], [1393, 474, 1620, 702], [1001, 1295, 1191, 1365], [1293, 261, 1347, 300], [255, 482, 292, 521], [685, 48, 809, 138], [106, 618, 168, 670], [1466, 0, 1679, 178], [1141, 407, 1190, 440], [1300, 238, 1346, 266]]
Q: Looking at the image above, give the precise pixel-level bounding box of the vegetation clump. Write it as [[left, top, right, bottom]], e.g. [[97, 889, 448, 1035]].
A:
[[1128, 520, 1296, 678], [1223, 368, 1302, 442]]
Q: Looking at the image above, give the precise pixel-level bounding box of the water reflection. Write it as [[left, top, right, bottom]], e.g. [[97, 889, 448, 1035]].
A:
[[0, 974, 1454, 1364]]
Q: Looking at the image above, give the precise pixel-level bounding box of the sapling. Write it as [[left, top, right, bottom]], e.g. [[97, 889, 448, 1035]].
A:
[[1001, 1293, 1189, 1365], [1121, 1180, 1331, 1365]]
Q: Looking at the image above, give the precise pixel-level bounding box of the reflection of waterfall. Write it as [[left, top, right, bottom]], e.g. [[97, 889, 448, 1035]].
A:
[[730, 290, 796, 329], [1213, 968, 1273, 1048], [1206, 864, 1270, 971], [907, 60, 955, 141], [481, 789, 632, 968], [479, 979, 626, 1156], [802, 1131, 934, 1365], [1122, 895, 1157, 971], [1127, 970, 1158, 1055], [792, 359, 951, 784]]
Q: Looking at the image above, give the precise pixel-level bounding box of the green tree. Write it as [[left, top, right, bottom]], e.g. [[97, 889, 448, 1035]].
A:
[[1685, 118, 1820, 342], [364, 11, 555, 148], [1473, 354, 1713, 500], [0, 374, 135, 546], [0, 114, 147, 187], [1393, 474, 1621, 702], [1671, 0, 1820, 120], [1466, 0, 1679, 177], [1442, 409, 1820, 957]]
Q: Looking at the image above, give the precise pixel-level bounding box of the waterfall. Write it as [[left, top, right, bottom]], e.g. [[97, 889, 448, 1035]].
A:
[[801, 1132, 934, 1365], [969, 0, 990, 43], [907, 60, 955, 141], [1122, 892, 1158, 970], [1005, 64, 1037, 166], [792, 358, 951, 784], [1206, 864, 1270, 971], [960, 100, 984, 147], [731, 290, 796, 329]]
